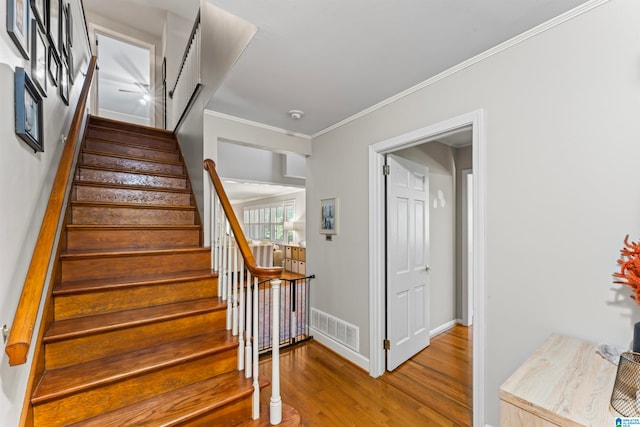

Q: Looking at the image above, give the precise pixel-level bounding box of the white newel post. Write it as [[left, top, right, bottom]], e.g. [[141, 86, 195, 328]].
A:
[[270, 278, 282, 425]]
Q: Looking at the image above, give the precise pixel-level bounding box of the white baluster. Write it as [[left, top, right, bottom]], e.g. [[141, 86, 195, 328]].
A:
[[225, 227, 236, 331], [238, 257, 245, 370], [252, 276, 260, 420], [270, 278, 282, 425], [245, 270, 252, 378], [232, 234, 238, 336], [220, 220, 228, 303]]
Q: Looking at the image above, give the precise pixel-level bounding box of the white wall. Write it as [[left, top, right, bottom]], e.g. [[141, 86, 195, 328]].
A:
[[162, 11, 194, 130], [218, 141, 305, 187], [308, 1, 640, 424], [0, 1, 91, 424], [455, 145, 472, 318]]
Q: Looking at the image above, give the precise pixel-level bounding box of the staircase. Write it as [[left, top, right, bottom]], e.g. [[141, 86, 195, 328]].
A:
[[28, 116, 284, 426]]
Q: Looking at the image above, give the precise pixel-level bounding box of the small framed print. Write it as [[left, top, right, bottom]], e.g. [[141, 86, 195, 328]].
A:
[[47, 0, 60, 57], [66, 2, 72, 47], [48, 46, 60, 87], [59, 0, 67, 61], [31, 19, 47, 96], [320, 198, 338, 235], [68, 47, 73, 84], [15, 67, 44, 152], [30, 0, 45, 31], [59, 57, 69, 105], [7, 0, 30, 59]]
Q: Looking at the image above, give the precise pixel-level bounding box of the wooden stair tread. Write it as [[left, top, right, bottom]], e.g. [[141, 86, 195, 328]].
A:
[[60, 246, 210, 259], [82, 149, 183, 167], [44, 297, 225, 342], [88, 122, 176, 141], [85, 136, 179, 154], [55, 268, 217, 295], [66, 224, 201, 231], [33, 330, 237, 404], [78, 164, 188, 180], [74, 180, 192, 194], [71, 200, 196, 210], [67, 372, 268, 427]]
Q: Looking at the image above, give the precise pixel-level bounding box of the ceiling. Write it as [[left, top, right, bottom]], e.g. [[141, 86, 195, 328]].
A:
[[222, 180, 304, 204], [82, 0, 591, 136]]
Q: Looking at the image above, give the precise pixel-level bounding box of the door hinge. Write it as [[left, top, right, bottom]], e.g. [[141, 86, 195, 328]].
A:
[[383, 339, 391, 350], [383, 164, 390, 176]]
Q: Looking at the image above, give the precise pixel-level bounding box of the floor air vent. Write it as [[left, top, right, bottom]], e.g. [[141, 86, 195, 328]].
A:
[[311, 308, 359, 352]]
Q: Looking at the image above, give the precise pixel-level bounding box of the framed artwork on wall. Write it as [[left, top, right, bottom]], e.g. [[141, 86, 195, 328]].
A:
[[7, 0, 30, 59], [59, 0, 67, 61], [320, 198, 338, 235], [47, 0, 60, 57], [30, 0, 45, 31], [31, 18, 47, 96], [14, 67, 44, 152], [48, 45, 60, 86], [59, 58, 69, 105]]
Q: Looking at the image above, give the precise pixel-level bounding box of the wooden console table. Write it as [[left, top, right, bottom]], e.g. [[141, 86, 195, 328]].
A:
[[500, 334, 619, 426]]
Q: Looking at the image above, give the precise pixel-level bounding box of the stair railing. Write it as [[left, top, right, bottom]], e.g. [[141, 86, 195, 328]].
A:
[[204, 159, 284, 424], [5, 56, 98, 366], [169, 10, 202, 132]]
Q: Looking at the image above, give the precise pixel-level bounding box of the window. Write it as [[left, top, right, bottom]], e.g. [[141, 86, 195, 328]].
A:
[[243, 200, 295, 243]]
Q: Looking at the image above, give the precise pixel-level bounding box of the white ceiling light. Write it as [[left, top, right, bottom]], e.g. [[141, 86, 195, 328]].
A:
[[288, 109, 304, 120]]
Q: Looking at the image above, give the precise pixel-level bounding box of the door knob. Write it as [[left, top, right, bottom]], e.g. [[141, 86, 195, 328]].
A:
[[425, 266, 431, 272]]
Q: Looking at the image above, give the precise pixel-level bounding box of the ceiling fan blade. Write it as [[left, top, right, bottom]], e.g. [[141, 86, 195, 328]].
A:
[[118, 88, 143, 94]]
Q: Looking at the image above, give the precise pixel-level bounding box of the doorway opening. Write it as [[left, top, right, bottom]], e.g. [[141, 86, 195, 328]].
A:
[[92, 28, 155, 126], [368, 110, 485, 426]]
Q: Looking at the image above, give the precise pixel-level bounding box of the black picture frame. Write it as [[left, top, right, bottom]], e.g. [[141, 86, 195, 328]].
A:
[[59, 57, 69, 105], [66, 2, 72, 47], [31, 18, 47, 96], [47, 0, 60, 57], [68, 47, 73, 84], [59, 0, 67, 61], [15, 67, 44, 152], [7, 0, 30, 59], [30, 0, 44, 31], [48, 45, 60, 86]]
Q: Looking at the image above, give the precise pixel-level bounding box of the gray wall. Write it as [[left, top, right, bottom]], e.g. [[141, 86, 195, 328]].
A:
[[307, 1, 640, 424], [0, 1, 91, 422]]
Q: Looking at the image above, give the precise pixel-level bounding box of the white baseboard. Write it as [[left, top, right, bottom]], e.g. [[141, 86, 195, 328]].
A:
[[429, 319, 461, 337], [310, 326, 370, 371]]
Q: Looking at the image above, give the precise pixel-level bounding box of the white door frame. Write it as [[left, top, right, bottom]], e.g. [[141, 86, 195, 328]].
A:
[[368, 109, 485, 427], [461, 168, 473, 326], [88, 23, 156, 127]]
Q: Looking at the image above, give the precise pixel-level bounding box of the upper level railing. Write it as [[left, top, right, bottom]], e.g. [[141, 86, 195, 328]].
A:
[[5, 56, 98, 366], [169, 11, 202, 132], [204, 159, 285, 424]]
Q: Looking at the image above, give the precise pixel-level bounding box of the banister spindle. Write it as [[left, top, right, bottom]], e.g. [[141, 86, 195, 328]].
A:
[[270, 278, 282, 424], [245, 270, 253, 378]]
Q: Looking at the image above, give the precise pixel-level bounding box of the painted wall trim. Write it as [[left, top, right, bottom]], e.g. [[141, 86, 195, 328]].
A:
[[205, 109, 312, 140], [368, 109, 486, 426], [310, 326, 370, 371], [430, 319, 459, 338], [312, 0, 611, 139]]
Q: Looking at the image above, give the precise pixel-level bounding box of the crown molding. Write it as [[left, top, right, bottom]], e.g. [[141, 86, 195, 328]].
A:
[[204, 109, 312, 140]]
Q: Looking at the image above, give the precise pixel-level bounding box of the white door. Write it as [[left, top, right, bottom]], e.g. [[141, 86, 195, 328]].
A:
[[386, 154, 430, 371]]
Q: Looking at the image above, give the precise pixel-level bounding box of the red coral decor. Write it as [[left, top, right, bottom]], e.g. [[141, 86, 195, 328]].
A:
[[614, 234, 640, 304]]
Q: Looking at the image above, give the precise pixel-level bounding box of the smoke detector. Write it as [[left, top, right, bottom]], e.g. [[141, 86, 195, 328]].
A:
[[288, 110, 304, 120]]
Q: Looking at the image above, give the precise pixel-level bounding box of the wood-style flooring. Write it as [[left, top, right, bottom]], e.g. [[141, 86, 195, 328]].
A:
[[259, 324, 472, 426]]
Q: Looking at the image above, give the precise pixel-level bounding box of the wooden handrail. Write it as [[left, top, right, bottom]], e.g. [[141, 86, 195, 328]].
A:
[[5, 56, 98, 366], [204, 159, 282, 280]]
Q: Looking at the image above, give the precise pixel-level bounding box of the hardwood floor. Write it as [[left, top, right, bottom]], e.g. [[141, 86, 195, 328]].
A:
[[259, 325, 472, 426]]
